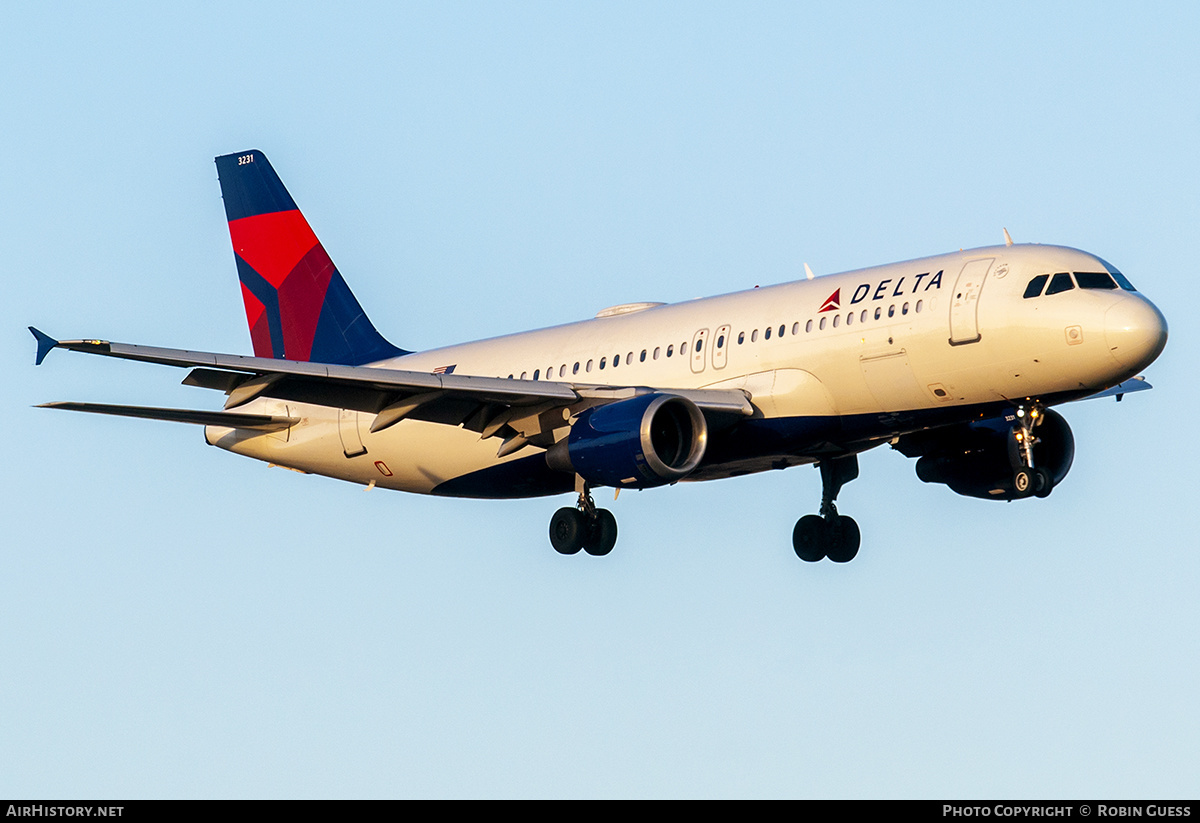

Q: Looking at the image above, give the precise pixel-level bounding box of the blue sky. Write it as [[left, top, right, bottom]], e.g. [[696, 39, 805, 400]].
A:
[[3, 1, 1198, 798]]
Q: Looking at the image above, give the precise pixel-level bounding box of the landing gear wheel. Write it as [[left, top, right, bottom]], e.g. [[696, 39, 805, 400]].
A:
[[550, 507, 586, 555], [825, 515, 861, 563], [1033, 467, 1053, 498], [793, 515, 827, 562], [584, 509, 618, 556]]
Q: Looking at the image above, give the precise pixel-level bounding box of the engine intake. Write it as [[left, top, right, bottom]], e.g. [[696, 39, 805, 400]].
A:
[[547, 393, 708, 488]]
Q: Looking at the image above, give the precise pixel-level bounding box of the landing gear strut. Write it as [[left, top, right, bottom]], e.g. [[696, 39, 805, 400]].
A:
[[549, 480, 618, 556], [1011, 403, 1053, 499], [793, 455, 862, 563]]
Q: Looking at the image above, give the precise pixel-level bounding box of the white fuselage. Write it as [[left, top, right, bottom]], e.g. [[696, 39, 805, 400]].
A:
[[206, 243, 1166, 497]]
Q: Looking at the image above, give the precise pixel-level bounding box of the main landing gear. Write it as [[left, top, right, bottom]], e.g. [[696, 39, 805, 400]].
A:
[[1011, 404, 1053, 499], [549, 481, 618, 556], [793, 455, 862, 563]]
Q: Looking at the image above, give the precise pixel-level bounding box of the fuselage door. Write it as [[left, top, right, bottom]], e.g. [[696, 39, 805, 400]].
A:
[[949, 257, 994, 345], [338, 408, 367, 457], [690, 328, 710, 374], [712, 324, 731, 370]]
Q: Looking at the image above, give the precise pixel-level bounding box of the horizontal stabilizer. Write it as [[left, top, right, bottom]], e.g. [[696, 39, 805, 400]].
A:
[[36, 402, 298, 432]]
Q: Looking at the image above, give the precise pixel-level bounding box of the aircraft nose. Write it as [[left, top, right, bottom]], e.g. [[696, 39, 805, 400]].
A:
[[1104, 296, 1168, 371]]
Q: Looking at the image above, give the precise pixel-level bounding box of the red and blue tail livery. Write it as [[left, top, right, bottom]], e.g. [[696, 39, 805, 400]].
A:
[[214, 150, 405, 365]]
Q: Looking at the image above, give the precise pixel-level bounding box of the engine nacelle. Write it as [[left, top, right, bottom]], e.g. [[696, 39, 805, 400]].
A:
[[905, 408, 1075, 500], [548, 393, 708, 489]]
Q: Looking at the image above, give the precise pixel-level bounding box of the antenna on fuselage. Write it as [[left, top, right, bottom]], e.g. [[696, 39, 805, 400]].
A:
[[1003, 227, 1014, 246], [804, 262, 815, 280]]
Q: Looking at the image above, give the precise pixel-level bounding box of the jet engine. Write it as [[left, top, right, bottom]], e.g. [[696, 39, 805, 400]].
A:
[[546, 393, 708, 489], [896, 408, 1075, 500]]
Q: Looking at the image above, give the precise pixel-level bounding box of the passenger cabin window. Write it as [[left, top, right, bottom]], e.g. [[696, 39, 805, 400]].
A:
[[1023, 274, 1050, 298], [764, 326, 772, 340], [1075, 271, 1118, 290], [666, 345, 674, 357], [640, 350, 647, 362], [1045, 272, 1075, 295]]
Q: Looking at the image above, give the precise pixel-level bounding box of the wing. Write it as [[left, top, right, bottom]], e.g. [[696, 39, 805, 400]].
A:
[[31, 328, 753, 451]]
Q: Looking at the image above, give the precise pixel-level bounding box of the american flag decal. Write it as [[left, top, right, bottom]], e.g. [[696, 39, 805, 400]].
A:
[[433, 364, 456, 375]]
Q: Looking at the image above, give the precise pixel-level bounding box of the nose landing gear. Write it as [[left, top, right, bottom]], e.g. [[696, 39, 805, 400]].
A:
[[1011, 404, 1053, 499], [793, 455, 862, 563]]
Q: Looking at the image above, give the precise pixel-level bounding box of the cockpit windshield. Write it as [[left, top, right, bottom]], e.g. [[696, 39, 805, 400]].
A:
[[1022, 267, 1138, 299], [1045, 272, 1074, 295], [1074, 271, 1119, 290], [1095, 256, 1138, 291]]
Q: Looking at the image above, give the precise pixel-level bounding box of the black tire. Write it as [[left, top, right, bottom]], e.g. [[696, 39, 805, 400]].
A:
[[826, 515, 861, 563], [549, 507, 585, 554], [793, 515, 827, 562], [1033, 467, 1053, 498], [584, 509, 618, 556]]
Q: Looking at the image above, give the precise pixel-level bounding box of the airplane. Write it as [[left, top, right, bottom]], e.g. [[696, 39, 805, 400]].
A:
[[30, 150, 1168, 562]]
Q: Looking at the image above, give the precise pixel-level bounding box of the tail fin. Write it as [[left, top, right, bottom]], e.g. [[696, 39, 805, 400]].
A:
[[214, 150, 406, 365]]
